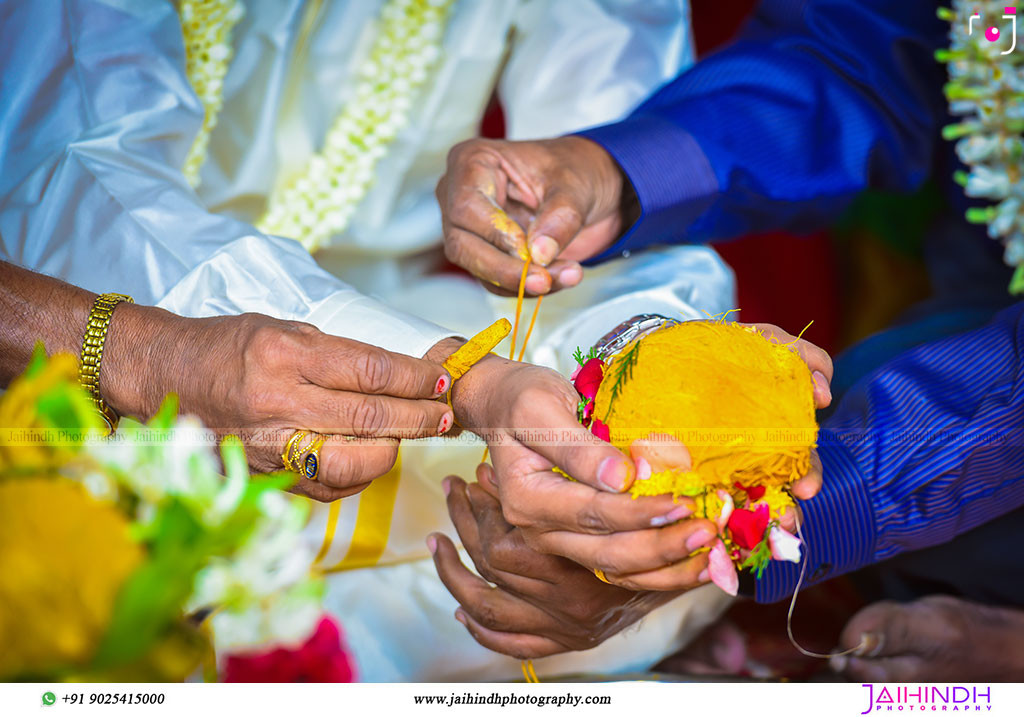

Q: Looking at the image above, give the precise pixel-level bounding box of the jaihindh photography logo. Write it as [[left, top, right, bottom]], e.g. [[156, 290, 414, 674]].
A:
[[860, 684, 993, 713]]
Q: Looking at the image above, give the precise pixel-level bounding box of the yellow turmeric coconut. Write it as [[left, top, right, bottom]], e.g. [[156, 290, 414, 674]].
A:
[[572, 320, 818, 585]]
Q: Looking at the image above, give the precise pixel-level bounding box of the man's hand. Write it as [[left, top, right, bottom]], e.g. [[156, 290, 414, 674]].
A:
[[451, 352, 717, 591], [429, 466, 680, 659], [436, 137, 629, 296], [105, 307, 455, 502], [748, 322, 832, 502]]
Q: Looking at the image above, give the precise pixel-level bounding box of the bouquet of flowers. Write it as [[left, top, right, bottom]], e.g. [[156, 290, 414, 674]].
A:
[[0, 347, 353, 681], [571, 321, 818, 595]]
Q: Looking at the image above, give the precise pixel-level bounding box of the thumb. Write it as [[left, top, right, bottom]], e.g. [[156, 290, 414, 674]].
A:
[[507, 417, 636, 494], [527, 188, 586, 267]]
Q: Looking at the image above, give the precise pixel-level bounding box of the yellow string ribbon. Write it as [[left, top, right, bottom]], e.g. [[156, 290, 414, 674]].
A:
[[312, 319, 514, 571], [521, 659, 540, 683], [443, 319, 512, 379], [309, 257, 547, 681], [518, 295, 543, 363], [500, 257, 547, 684], [509, 260, 531, 360]]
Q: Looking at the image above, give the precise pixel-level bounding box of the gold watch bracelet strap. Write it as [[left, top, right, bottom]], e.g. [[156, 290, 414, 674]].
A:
[[79, 293, 134, 434]]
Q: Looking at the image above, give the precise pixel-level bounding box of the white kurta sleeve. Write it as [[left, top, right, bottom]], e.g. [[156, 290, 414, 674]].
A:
[[499, 0, 693, 140], [0, 0, 455, 358]]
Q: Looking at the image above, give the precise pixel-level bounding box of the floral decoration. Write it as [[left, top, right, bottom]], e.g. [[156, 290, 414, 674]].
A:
[[940, 1, 1024, 293], [179, 0, 245, 189], [0, 346, 350, 681]]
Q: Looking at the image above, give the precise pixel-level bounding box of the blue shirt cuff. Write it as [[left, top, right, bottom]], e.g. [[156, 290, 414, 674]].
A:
[[753, 429, 877, 603], [574, 115, 718, 263]]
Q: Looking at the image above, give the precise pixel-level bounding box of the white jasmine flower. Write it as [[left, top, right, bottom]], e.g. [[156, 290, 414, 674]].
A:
[[945, 0, 1024, 289]]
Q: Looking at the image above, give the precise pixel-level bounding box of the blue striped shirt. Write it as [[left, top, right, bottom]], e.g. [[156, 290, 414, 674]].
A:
[[758, 303, 1024, 601], [576, 0, 1024, 599], [578, 0, 949, 259]]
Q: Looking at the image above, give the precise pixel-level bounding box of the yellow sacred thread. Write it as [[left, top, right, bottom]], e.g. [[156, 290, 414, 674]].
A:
[[517, 295, 543, 363], [460, 259, 544, 683], [443, 319, 512, 379], [521, 659, 539, 683], [311, 320, 514, 572], [504, 258, 548, 685], [309, 264, 547, 676], [480, 258, 540, 474], [509, 260, 531, 361]]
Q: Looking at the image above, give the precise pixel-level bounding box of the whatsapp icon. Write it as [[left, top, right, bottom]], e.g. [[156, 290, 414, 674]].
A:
[[42, 692, 56, 706]]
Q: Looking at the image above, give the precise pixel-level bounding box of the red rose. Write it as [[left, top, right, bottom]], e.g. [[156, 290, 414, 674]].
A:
[[733, 482, 766, 503], [727, 503, 770, 550], [572, 358, 605, 400], [223, 616, 356, 683], [590, 417, 611, 442], [580, 398, 595, 426]]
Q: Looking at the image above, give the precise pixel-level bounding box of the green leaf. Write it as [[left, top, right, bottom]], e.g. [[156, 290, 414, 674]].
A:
[[25, 341, 48, 378], [576, 397, 588, 424], [36, 382, 101, 435], [966, 206, 996, 225], [94, 500, 207, 667], [1011, 264, 1024, 296], [572, 346, 598, 367], [602, 339, 642, 421], [149, 393, 180, 431], [740, 532, 775, 580], [254, 470, 300, 491]]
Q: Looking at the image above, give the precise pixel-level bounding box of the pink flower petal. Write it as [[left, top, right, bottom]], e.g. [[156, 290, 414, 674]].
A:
[[223, 616, 356, 682], [590, 417, 611, 442], [768, 526, 802, 563], [716, 489, 734, 531], [573, 358, 605, 400], [708, 540, 739, 596]]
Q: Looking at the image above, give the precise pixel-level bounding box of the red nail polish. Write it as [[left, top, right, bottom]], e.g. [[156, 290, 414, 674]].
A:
[[435, 375, 450, 395], [438, 413, 452, 435]]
